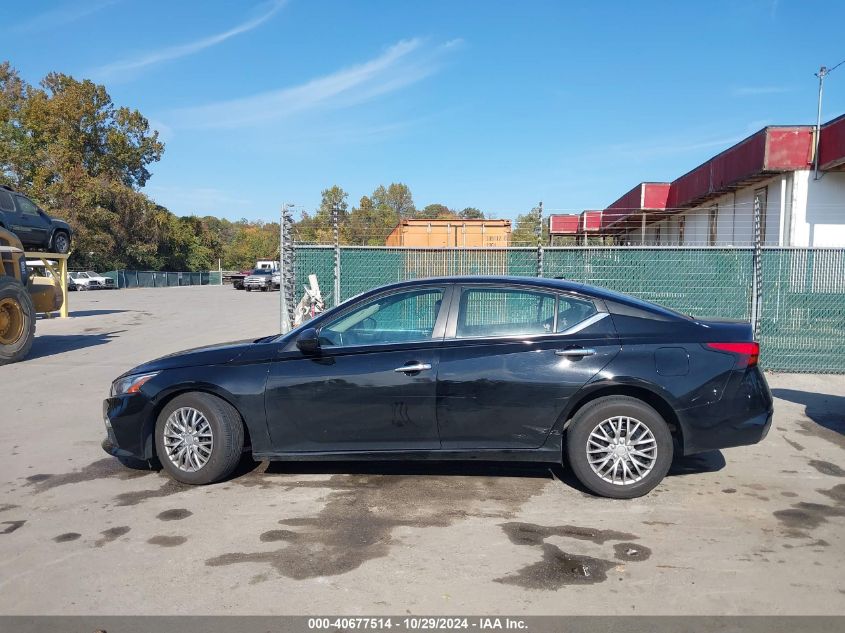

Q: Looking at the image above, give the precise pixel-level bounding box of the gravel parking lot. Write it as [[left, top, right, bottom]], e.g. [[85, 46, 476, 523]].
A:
[[0, 286, 843, 615]]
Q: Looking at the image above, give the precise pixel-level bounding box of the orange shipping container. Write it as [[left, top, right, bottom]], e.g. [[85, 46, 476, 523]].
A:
[[385, 219, 511, 247]]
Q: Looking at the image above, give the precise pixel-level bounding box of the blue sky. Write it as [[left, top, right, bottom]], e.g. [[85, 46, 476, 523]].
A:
[[6, 0, 845, 221]]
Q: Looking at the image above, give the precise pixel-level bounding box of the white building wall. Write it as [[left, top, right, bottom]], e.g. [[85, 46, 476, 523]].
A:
[[800, 170, 845, 247], [683, 208, 709, 245], [621, 171, 844, 246]]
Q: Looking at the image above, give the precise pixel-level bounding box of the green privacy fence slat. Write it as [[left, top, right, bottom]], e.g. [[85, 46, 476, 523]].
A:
[[543, 248, 754, 320], [103, 270, 217, 288], [292, 246, 845, 373], [758, 249, 845, 373]]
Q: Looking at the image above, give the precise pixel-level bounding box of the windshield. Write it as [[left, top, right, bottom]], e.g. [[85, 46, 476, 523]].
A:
[[85, 271, 98, 276], [252, 269, 271, 275]]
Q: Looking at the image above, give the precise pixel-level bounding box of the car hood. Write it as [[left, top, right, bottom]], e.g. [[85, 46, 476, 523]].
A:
[[122, 339, 254, 376]]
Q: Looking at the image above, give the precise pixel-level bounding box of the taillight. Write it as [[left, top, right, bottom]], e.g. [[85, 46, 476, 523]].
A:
[[706, 342, 760, 367]]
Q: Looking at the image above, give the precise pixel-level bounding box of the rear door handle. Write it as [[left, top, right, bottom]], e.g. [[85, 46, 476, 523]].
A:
[[394, 363, 432, 373], [555, 348, 596, 358]]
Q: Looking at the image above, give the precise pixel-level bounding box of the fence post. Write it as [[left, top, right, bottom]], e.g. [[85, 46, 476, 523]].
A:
[[750, 194, 763, 339], [279, 204, 295, 334], [332, 203, 341, 307], [536, 201, 544, 277]]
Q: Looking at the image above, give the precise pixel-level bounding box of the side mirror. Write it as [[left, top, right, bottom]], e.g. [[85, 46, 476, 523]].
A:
[[295, 327, 320, 355]]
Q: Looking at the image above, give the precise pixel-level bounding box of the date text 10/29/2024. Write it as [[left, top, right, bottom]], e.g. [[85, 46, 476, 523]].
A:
[[308, 618, 528, 630]]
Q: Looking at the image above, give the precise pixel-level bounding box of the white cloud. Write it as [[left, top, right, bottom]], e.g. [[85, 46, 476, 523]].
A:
[[166, 38, 457, 130], [89, 0, 286, 80]]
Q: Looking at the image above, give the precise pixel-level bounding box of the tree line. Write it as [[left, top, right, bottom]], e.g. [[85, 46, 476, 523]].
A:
[[1, 62, 544, 272]]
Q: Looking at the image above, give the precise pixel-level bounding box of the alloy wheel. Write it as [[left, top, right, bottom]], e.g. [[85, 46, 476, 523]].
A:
[[163, 407, 214, 472], [586, 415, 657, 485]]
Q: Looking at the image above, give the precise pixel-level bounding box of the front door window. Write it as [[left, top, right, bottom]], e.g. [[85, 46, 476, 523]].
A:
[[319, 288, 444, 347]]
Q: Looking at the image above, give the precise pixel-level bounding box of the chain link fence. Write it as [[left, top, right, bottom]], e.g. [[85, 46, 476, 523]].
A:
[[290, 244, 845, 374], [104, 270, 222, 288]]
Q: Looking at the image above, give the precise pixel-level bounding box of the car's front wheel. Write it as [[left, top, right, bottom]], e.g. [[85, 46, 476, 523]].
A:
[[51, 231, 70, 254], [566, 395, 673, 499], [155, 392, 244, 485]]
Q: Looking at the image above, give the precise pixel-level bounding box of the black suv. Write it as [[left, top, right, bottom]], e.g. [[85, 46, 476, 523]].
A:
[[0, 186, 72, 254]]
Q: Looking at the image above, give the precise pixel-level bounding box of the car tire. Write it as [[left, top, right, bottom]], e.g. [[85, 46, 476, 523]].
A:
[[0, 278, 35, 365], [154, 392, 244, 485], [565, 395, 673, 499], [51, 231, 70, 255], [245, 287, 251, 292]]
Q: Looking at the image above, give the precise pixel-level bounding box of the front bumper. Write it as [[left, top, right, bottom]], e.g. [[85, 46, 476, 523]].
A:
[[102, 394, 156, 461]]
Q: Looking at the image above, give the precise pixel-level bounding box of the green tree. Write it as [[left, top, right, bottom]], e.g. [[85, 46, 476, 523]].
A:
[[294, 185, 349, 243], [372, 182, 415, 220], [0, 62, 165, 270], [345, 195, 397, 245], [459, 206, 484, 219], [511, 207, 549, 245], [420, 203, 456, 219]]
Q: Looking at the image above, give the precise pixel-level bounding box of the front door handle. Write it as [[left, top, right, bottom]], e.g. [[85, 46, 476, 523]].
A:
[[555, 348, 596, 358], [394, 363, 432, 373]]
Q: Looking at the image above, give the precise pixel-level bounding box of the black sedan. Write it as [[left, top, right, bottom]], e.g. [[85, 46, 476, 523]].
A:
[[102, 276, 773, 498]]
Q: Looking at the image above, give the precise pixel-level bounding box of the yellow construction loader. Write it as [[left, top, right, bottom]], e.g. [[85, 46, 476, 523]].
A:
[[0, 227, 63, 364]]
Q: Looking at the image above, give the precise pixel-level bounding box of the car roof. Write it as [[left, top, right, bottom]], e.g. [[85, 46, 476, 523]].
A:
[[366, 275, 688, 320]]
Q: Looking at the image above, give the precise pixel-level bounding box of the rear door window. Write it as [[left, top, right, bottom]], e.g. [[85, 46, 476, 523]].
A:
[[556, 295, 599, 332], [456, 287, 556, 338]]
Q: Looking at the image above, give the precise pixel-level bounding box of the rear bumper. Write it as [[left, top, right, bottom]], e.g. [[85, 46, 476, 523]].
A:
[[678, 366, 774, 455]]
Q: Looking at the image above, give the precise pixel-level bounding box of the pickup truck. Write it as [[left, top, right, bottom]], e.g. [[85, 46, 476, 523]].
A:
[[243, 269, 280, 292]]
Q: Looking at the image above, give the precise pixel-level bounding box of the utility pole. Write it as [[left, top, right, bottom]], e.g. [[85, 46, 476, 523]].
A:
[[813, 58, 845, 180], [814, 65, 828, 181]]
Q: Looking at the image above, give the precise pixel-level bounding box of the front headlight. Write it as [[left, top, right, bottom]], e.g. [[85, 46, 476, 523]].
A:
[[110, 372, 159, 397]]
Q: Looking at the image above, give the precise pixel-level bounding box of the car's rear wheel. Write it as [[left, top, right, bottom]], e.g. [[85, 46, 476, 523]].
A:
[[51, 231, 70, 255], [154, 392, 244, 485], [566, 395, 673, 499]]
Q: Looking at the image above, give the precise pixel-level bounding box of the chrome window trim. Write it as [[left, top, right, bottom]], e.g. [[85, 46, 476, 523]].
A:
[[558, 311, 609, 336]]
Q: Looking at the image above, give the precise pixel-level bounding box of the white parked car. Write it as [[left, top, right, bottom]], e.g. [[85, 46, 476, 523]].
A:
[[70, 271, 116, 290]]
